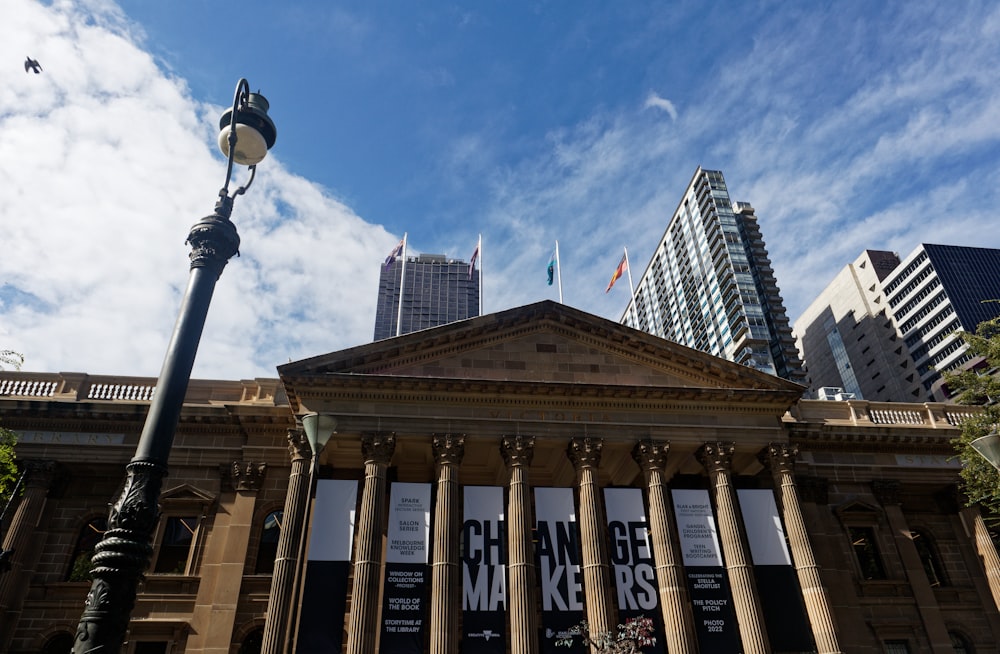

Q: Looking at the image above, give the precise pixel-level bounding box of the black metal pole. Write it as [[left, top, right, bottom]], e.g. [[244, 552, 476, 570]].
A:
[[72, 204, 240, 653], [71, 76, 273, 653]]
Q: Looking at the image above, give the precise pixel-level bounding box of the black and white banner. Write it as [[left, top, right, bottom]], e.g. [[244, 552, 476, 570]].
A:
[[671, 489, 741, 652], [461, 486, 507, 654], [535, 487, 585, 654], [379, 482, 432, 654], [737, 489, 814, 652], [603, 488, 666, 654], [297, 479, 358, 653]]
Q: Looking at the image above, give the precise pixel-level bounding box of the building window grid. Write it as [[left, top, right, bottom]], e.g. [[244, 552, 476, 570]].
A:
[[887, 265, 936, 308], [884, 249, 929, 294], [917, 339, 969, 376], [907, 318, 961, 359], [898, 296, 950, 335], [892, 278, 942, 315]]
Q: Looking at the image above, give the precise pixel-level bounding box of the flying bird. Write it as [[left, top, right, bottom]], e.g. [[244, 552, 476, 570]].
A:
[[24, 57, 42, 74]]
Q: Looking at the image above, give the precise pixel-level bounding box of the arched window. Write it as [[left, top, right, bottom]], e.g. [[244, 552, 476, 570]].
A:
[[40, 632, 75, 654], [255, 510, 282, 574], [912, 529, 947, 587], [66, 517, 107, 581], [239, 627, 264, 654]]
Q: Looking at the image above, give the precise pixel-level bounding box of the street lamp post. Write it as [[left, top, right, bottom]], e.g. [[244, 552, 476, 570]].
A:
[[73, 78, 276, 653]]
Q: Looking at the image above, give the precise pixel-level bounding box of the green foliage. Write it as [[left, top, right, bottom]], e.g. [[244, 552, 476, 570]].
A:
[[555, 617, 656, 654], [947, 314, 1000, 520], [0, 426, 17, 508], [67, 552, 94, 582], [0, 349, 23, 509]]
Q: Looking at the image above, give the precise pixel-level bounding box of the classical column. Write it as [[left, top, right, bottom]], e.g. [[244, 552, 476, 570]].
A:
[[0, 460, 57, 652], [764, 444, 843, 654], [430, 434, 465, 654], [188, 461, 268, 654], [698, 442, 770, 654], [961, 505, 1000, 611], [262, 429, 312, 654], [567, 437, 613, 644], [346, 432, 396, 654], [872, 479, 952, 653], [632, 440, 697, 654], [501, 435, 538, 654]]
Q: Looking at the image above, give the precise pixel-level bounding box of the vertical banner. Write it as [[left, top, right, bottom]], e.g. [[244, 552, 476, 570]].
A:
[[297, 479, 358, 653], [671, 489, 741, 652], [461, 486, 507, 653], [379, 482, 432, 654], [535, 487, 585, 654], [603, 488, 666, 654], [737, 489, 814, 652]]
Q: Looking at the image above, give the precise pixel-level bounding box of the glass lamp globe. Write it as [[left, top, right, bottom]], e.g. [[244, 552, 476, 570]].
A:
[[218, 123, 269, 166]]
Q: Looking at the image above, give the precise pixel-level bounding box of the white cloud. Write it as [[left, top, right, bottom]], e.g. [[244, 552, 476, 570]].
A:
[[643, 92, 678, 121], [0, 0, 396, 378]]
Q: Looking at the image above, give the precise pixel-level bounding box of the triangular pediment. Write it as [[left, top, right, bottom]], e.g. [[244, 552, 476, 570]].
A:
[[280, 301, 802, 395], [159, 484, 216, 509]]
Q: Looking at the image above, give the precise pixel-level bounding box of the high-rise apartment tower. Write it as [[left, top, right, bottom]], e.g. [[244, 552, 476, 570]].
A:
[[374, 253, 480, 340], [795, 244, 1000, 401], [622, 167, 805, 383]]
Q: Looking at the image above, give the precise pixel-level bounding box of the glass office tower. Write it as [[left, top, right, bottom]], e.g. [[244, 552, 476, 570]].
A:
[[374, 253, 480, 340], [623, 167, 805, 383], [795, 244, 1000, 401]]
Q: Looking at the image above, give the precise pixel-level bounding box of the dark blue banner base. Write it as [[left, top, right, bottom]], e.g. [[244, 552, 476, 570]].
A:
[[296, 560, 350, 653]]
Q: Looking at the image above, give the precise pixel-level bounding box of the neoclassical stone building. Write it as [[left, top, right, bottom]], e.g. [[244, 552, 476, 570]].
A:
[[1, 301, 998, 653]]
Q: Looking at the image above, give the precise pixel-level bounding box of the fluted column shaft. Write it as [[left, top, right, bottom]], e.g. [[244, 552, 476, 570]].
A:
[[633, 441, 697, 654], [0, 460, 57, 652], [346, 432, 396, 654], [430, 434, 465, 654], [568, 437, 613, 646], [502, 435, 538, 654], [262, 429, 312, 654], [698, 442, 770, 654], [963, 506, 1000, 610], [766, 444, 843, 654]]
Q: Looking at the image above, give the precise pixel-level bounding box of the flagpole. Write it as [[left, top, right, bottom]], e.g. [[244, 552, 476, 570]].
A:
[[555, 240, 564, 304], [624, 246, 638, 326], [478, 233, 483, 316], [395, 232, 407, 337]]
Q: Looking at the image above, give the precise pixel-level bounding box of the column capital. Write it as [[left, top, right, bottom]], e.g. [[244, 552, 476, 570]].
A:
[[432, 433, 466, 466], [697, 442, 735, 474], [632, 439, 670, 472], [762, 442, 799, 474], [872, 479, 901, 506], [225, 460, 267, 492], [567, 437, 603, 470], [361, 432, 396, 465], [22, 459, 58, 488], [287, 428, 311, 463], [500, 435, 534, 468]]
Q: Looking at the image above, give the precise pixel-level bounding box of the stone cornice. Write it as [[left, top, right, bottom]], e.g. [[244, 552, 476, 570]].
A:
[[285, 373, 801, 415], [785, 423, 956, 453]]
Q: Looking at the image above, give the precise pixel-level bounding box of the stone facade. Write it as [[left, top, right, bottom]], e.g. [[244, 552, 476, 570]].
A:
[[1, 301, 998, 653]]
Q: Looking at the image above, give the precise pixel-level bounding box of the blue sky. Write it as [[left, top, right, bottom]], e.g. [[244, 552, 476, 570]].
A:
[[2, 0, 999, 379]]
